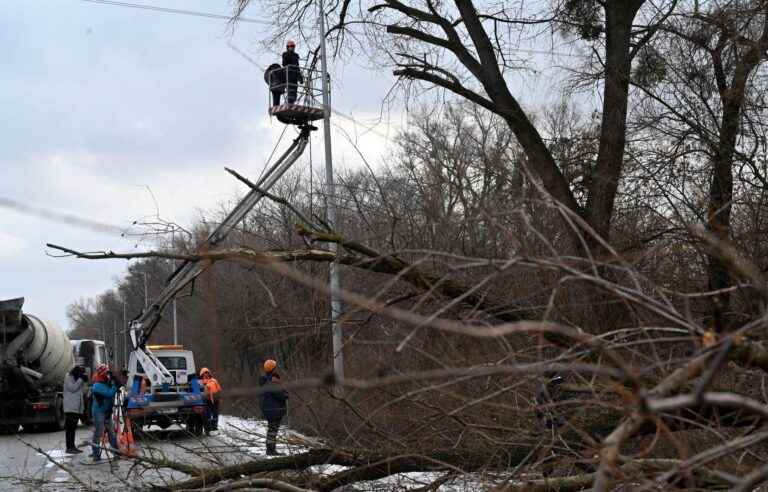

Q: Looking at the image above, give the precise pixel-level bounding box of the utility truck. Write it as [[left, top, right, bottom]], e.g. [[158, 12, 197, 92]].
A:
[[125, 345, 205, 434]]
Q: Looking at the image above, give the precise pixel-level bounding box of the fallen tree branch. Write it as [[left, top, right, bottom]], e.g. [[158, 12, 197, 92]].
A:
[[17, 437, 95, 491], [154, 449, 359, 491], [198, 477, 314, 492]]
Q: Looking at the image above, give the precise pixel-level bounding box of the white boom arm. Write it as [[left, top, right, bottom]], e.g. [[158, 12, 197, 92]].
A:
[[128, 125, 314, 387]]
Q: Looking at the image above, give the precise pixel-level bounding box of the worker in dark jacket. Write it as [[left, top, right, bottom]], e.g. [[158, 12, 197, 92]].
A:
[[281, 40, 303, 104], [265, 63, 285, 107], [259, 359, 288, 456]]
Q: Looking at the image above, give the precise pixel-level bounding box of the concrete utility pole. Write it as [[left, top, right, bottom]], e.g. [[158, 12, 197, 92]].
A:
[[318, 0, 344, 384], [172, 231, 178, 345], [123, 300, 128, 365]]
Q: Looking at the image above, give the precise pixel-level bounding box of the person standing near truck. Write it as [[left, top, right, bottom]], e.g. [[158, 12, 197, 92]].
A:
[[63, 366, 87, 454], [88, 364, 118, 462], [259, 359, 289, 456], [199, 367, 222, 433]]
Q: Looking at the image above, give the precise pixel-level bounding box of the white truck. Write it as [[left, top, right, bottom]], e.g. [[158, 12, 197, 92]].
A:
[[125, 345, 206, 435]]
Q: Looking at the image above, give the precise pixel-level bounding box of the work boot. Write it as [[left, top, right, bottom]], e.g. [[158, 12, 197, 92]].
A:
[[65, 448, 82, 454]]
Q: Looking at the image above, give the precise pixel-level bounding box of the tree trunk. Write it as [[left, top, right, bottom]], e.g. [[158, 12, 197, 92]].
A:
[[707, 100, 739, 330], [585, 2, 644, 246]]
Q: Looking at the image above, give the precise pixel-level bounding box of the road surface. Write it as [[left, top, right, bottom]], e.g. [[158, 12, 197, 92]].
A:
[[0, 415, 283, 491]]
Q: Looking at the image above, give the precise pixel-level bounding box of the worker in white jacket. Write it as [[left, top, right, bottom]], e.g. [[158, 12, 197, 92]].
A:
[[63, 366, 87, 454]]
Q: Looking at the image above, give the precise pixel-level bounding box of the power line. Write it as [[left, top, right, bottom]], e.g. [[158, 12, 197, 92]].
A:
[[79, 0, 270, 25]]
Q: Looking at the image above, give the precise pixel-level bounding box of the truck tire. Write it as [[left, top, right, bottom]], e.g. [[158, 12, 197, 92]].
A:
[[44, 396, 65, 432]]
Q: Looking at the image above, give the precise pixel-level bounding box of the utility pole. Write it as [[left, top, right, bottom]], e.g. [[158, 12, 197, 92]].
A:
[[172, 231, 178, 345], [318, 0, 344, 385], [143, 272, 149, 309], [123, 299, 128, 364]]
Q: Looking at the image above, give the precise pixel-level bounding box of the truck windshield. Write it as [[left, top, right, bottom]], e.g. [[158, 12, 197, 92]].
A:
[[157, 356, 187, 370]]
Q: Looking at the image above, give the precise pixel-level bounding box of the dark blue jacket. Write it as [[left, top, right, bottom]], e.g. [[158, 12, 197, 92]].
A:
[[259, 373, 288, 420]]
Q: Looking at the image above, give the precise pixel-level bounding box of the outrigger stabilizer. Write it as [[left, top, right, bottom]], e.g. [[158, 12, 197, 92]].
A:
[[128, 123, 316, 388]]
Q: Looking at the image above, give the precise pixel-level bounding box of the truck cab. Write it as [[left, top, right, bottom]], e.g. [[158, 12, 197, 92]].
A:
[[71, 339, 108, 380], [132, 345, 195, 390], [125, 345, 206, 435], [70, 339, 109, 424]]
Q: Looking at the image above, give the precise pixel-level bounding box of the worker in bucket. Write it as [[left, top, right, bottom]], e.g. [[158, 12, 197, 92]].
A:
[[200, 367, 222, 433], [88, 364, 119, 462], [265, 63, 285, 107], [282, 39, 303, 104], [259, 359, 289, 456], [63, 365, 87, 454]]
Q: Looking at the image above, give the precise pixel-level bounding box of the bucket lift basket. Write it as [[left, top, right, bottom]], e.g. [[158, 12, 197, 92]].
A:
[[265, 64, 327, 125]]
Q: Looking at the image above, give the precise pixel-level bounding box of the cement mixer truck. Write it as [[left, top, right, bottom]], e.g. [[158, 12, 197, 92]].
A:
[[0, 297, 106, 433]]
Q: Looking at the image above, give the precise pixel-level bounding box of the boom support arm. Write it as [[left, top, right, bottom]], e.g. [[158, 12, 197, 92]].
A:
[[127, 125, 314, 386]]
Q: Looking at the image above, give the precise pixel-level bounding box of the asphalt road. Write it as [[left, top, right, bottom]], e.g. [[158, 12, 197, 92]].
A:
[[0, 416, 278, 491]]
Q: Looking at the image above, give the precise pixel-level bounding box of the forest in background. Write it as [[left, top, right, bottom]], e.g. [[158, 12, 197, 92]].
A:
[[61, 1, 768, 490]]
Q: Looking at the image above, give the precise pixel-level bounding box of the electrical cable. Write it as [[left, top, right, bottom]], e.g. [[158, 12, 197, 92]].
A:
[[256, 125, 289, 185]]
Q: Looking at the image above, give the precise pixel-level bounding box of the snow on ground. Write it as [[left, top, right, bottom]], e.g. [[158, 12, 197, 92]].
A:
[[0, 417, 504, 490]]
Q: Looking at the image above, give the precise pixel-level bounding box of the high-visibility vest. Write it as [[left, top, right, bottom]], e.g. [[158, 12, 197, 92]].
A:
[[204, 378, 222, 401]]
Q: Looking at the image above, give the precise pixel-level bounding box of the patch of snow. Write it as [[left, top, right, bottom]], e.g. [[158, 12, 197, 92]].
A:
[[37, 448, 67, 468]]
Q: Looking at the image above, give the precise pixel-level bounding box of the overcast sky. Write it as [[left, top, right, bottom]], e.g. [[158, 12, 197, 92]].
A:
[[0, 0, 403, 331], [1, 0, 577, 332]]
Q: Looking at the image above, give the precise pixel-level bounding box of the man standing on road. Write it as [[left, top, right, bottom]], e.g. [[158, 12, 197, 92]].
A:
[[63, 366, 87, 454], [259, 359, 288, 456], [88, 364, 118, 462], [200, 367, 222, 433]]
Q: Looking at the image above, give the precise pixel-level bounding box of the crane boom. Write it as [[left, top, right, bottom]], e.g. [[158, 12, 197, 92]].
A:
[[128, 124, 315, 385]]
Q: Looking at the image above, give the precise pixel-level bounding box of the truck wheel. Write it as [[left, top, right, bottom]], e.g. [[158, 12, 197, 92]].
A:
[[44, 397, 65, 432]]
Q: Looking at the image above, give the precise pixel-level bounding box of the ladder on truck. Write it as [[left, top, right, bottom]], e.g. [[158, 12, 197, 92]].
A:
[[129, 123, 316, 388]]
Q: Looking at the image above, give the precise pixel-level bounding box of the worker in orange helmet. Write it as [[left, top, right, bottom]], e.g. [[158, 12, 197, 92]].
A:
[[259, 359, 289, 456], [199, 367, 222, 433], [87, 364, 118, 462]]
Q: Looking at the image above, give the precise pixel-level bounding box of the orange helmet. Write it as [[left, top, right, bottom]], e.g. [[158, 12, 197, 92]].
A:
[[200, 367, 211, 377], [263, 359, 277, 373], [286, 39, 296, 48]]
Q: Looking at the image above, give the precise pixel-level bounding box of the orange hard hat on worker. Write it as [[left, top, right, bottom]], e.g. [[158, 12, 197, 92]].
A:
[[200, 367, 212, 377], [263, 359, 277, 373]]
